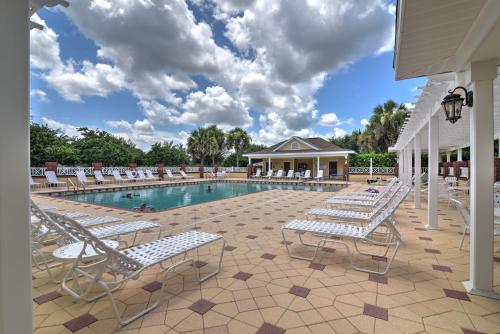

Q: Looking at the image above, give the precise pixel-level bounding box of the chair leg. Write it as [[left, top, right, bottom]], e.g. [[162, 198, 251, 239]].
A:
[[459, 226, 468, 250]]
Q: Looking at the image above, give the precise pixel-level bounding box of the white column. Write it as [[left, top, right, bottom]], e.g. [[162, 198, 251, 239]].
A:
[[464, 59, 498, 299], [427, 114, 439, 229], [0, 1, 33, 333], [268, 157, 271, 172], [316, 156, 320, 177], [414, 133, 421, 208], [398, 151, 404, 180], [407, 142, 413, 185], [458, 148, 463, 161], [446, 152, 451, 162]]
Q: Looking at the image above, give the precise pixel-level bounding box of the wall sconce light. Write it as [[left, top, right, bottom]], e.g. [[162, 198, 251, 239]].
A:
[[441, 86, 473, 124]]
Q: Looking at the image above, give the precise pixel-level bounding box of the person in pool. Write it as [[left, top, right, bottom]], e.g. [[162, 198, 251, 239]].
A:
[[207, 185, 212, 192], [122, 192, 133, 199]]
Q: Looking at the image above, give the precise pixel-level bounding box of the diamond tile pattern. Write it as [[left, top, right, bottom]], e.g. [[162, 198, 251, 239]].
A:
[[31, 180, 500, 334], [289, 285, 310, 298], [261, 253, 276, 260], [189, 299, 215, 315], [63, 314, 97, 332], [33, 291, 62, 304]]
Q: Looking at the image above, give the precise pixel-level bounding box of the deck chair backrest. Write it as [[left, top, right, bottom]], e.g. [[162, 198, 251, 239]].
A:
[[255, 169, 261, 177], [317, 170, 323, 178], [266, 170, 273, 177], [276, 170, 283, 177], [137, 170, 146, 179], [94, 170, 105, 182], [45, 171, 59, 183], [372, 183, 402, 214], [126, 170, 135, 179], [76, 170, 88, 183], [286, 170, 294, 177], [145, 170, 155, 178], [363, 185, 409, 237], [304, 170, 311, 178], [30, 200, 76, 246], [112, 170, 122, 181], [166, 170, 174, 177], [180, 170, 188, 177], [46, 211, 143, 276]]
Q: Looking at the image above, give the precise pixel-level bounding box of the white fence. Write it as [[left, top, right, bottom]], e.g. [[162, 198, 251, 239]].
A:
[[348, 166, 429, 175], [30, 166, 248, 176]]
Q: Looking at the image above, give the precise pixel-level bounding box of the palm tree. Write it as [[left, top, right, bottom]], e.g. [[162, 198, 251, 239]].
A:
[[206, 125, 225, 165], [226, 128, 251, 167], [359, 100, 408, 153], [187, 127, 210, 164]]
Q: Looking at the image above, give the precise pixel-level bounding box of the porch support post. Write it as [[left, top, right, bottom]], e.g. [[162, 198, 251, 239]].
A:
[[427, 114, 439, 229], [464, 59, 499, 299], [458, 148, 463, 161], [0, 1, 33, 333], [446, 151, 451, 162], [398, 151, 404, 180], [407, 142, 413, 185], [316, 156, 320, 177], [414, 133, 421, 208], [268, 157, 271, 173]]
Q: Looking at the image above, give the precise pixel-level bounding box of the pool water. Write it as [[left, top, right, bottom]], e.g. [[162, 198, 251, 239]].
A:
[[62, 182, 340, 211]]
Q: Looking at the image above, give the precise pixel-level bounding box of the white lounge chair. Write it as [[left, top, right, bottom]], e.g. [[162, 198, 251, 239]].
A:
[[313, 170, 324, 180], [334, 178, 398, 200], [264, 170, 273, 179], [112, 170, 133, 183], [45, 171, 66, 187], [180, 170, 193, 179], [94, 170, 112, 184], [125, 170, 137, 182], [46, 210, 225, 325], [345, 177, 398, 197], [30, 175, 42, 189], [145, 170, 160, 181], [136, 170, 150, 182], [307, 184, 405, 225], [272, 170, 284, 178], [299, 170, 311, 180], [282, 186, 408, 275], [31, 202, 161, 283], [220, 171, 227, 178], [252, 169, 262, 178], [166, 169, 182, 179], [76, 170, 95, 187], [285, 170, 294, 179]]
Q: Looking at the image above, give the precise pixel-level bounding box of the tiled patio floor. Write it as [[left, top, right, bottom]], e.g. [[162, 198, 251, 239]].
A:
[[32, 181, 500, 333]]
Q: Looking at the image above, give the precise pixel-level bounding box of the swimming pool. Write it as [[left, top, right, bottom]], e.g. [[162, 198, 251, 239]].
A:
[[61, 181, 340, 211]]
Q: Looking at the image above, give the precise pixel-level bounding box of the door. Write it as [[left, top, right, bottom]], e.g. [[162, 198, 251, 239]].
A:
[[284, 161, 291, 173], [329, 161, 338, 177]]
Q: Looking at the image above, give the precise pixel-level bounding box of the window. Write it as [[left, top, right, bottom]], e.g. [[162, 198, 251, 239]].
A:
[[291, 142, 299, 150]]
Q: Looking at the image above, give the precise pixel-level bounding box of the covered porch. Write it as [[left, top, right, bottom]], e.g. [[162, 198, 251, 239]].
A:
[[393, 0, 500, 299]]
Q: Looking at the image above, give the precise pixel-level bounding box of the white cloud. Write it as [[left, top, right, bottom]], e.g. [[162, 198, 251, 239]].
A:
[[404, 102, 415, 110], [41, 117, 81, 138], [31, 0, 397, 149], [30, 89, 49, 103], [331, 127, 347, 139], [361, 118, 370, 127], [173, 86, 253, 129], [318, 113, 341, 126]]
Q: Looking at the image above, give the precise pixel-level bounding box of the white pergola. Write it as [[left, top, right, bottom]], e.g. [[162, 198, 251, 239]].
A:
[[393, 0, 500, 299]]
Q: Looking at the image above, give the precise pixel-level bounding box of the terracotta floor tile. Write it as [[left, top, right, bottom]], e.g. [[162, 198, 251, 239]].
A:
[[363, 303, 388, 321]]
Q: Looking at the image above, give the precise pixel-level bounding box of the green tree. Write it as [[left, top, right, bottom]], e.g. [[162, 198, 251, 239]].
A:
[[226, 128, 251, 167], [187, 127, 210, 165], [358, 100, 408, 153], [145, 141, 190, 166], [30, 123, 74, 166], [44, 145, 80, 165], [330, 129, 361, 152], [206, 125, 226, 165], [72, 128, 142, 166]]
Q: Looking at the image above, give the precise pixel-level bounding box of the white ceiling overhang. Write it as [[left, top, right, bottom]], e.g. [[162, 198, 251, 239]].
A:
[[394, 0, 488, 80]]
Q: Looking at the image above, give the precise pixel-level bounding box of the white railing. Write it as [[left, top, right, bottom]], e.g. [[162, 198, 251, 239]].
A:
[[348, 166, 395, 174], [30, 166, 248, 176], [348, 166, 428, 175]]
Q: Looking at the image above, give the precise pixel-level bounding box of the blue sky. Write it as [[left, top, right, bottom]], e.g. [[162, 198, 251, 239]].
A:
[[29, 0, 424, 150]]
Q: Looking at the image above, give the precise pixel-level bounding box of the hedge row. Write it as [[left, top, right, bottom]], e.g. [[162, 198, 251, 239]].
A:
[[349, 153, 397, 168]]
